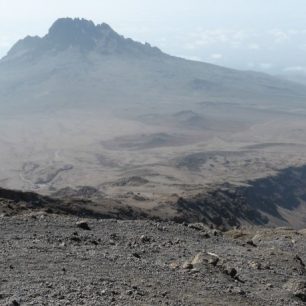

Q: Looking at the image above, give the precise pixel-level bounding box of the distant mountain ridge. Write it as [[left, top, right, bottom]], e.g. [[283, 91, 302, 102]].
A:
[[1, 17, 306, 114], [5, 18, 162, 60]]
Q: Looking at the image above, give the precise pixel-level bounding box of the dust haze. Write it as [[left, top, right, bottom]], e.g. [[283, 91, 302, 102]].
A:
[[3, 13, 306, 306], [1, 18, 306, 225]]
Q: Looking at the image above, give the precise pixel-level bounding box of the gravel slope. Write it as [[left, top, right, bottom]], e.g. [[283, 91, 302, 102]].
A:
[[1, 213, 306, 305]]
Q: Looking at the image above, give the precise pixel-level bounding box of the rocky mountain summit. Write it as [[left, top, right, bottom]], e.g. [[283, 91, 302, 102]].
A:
[[6, 18, 162, 60]]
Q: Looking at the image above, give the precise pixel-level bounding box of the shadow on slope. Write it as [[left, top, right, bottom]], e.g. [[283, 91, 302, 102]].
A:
[[175, 165, 306, 228], [0, 187, 148, 220]]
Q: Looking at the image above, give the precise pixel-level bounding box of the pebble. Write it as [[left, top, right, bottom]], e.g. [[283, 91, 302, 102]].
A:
[[76, 221, 91, 230]]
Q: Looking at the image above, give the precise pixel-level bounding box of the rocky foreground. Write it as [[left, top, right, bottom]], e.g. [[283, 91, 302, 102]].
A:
[[1, 212, 306, 305]]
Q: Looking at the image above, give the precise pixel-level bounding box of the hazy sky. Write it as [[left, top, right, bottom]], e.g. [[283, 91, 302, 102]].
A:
[[1, 0, 305, 74]]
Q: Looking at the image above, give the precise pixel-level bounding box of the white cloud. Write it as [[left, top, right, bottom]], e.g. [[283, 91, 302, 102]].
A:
[[269, 29, 290, 43], [259, 63, 273, 70], [183, 43, 197, 50], [185, 29, 248, 49], [284, 66, 306, 72], [248, 43, 260, 50], [210, 53, 223, 60], [247, 62, 256, 68]]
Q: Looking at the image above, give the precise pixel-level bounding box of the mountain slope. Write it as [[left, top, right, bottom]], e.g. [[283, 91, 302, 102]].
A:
[[2, 164, 306, 229], [1, 18, 306, 114], [2, 18, 306, 223]]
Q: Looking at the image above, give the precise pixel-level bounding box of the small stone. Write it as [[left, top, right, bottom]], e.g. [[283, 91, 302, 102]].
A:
[[140, 235, 150, 243], [190, 252, 220, 267], [70, 236, 81, 242], [109, 239, 116, 245], [246, 240, 257, 247], [188, 223, 207, 231], [223, 265, 237, 278], [208, 256, 219, 266], [132, 252, 141, 259], [76, 220, 91, 230], [295, 255, 305, 267], [190, 268, 200, 274], [169, 261, 180, 270], [233, 287, 245, 295], [249, 261, 262, 270], [182, 262, 193, 270], [212, 229, 222, 236]]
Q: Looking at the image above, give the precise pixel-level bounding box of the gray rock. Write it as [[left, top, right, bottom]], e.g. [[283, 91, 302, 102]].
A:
[[76, 220, 91, 230], [182, 262, 193, 270]]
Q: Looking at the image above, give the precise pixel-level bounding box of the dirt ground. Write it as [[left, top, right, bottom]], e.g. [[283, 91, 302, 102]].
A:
[[1, 212, 306, 306]]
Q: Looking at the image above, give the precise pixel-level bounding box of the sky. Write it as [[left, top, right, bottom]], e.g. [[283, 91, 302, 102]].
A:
[[0, 0, 306, 75]]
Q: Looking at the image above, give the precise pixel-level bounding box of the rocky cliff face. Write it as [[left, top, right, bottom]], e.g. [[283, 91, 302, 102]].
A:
[[175, 165, 306, 229]]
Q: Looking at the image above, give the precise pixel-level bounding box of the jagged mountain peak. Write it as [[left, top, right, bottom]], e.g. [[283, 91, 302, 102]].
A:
[[49, 18, 96, 33], [5, 17, 162, 59], [46, 18, 117, 49], [48, 17, 114, 33]]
